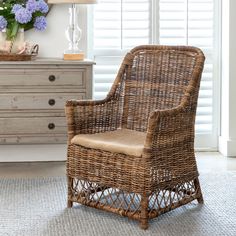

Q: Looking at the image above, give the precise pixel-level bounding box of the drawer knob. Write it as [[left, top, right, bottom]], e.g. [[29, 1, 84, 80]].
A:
[[48, 123, 55, 130], [48, 99, 56, 106], [49, 75, 56, 82]]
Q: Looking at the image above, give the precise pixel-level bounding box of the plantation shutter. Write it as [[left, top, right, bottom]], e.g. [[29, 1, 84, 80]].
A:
[[159, 0, 217, 148], [92, 0, 218, 149], [93, 0, 151, 99]]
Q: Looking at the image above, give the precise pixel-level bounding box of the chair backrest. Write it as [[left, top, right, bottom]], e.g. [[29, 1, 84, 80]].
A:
[[120, 45, 205, 132]]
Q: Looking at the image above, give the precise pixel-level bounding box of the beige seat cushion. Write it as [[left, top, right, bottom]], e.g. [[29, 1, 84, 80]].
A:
[[71, 128, 146, 157]]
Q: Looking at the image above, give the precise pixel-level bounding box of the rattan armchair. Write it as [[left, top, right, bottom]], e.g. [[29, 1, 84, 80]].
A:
[[65, 45, 205, 229]]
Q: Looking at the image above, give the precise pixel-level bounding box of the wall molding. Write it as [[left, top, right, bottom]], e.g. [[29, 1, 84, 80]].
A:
[[0, 145, 67, 162], [219, 136, 236, 157], [220, 0, 236, 157]]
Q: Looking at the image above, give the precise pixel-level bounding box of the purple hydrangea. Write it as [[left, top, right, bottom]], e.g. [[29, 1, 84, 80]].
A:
[[15, 8, 32, 24], [37, 0, 49, 14], [0, 16, 7, 30], [34, 16, 47, 31], [11, 4, 23, 14], [26, 0, 38, 13]]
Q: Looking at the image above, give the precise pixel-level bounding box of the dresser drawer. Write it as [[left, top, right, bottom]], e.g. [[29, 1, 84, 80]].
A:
[[0, 59, 93, 145], [0, 117, 67, 135], [0, 93, 84, 110], [0, 69, 85, 87]]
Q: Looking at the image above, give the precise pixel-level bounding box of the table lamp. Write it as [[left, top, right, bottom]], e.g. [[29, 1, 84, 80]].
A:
[[48, 0, 97, 60]]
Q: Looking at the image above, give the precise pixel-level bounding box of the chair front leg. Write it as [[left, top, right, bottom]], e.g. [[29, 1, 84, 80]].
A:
[[67, 176, 73, 208], [140, 193, 149, 230], [194, 177, 204, 204]]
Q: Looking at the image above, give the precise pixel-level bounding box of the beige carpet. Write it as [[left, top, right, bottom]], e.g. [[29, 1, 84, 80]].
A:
[[0, 172, 236, 236]]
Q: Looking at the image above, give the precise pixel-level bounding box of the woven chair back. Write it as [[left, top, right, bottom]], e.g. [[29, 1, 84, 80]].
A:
[[121, 46, 203, 131]]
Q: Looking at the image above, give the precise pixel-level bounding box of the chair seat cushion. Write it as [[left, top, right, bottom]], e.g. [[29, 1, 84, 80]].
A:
[[71, 128, 146, 157]]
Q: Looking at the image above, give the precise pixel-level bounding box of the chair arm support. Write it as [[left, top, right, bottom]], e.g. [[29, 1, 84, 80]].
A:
[[143, 101, 199, 184], [144, 93, 192, 147], [65, 97, 123, 142], [142, 104, 198, 185], [144, 104, 194, 149]]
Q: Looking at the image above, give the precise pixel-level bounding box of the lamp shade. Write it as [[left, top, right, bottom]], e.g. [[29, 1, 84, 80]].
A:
[[48, 0, 97, 3]]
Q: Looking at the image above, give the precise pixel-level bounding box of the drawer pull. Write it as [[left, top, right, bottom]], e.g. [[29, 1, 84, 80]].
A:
[[48, 99, 56, 106], [48, 75, 56, 82], [48, 123, 55, 130]]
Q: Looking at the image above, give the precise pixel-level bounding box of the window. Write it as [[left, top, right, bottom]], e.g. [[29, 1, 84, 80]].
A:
[[91, 0, 220, 149], [93, 0, 150, 99]]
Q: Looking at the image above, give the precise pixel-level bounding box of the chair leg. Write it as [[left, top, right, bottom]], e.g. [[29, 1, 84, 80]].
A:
[[67, 176, 73, 208], [194, 177, 204, 204], [139, 194, 149, 230]]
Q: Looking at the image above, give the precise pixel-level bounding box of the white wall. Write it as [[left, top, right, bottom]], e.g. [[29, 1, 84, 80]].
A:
[[25, 4, 87, 58], [219, 0, 236, 156]]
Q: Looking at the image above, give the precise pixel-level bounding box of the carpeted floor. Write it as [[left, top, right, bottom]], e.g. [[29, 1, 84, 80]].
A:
[[0, 172, 236, 236]]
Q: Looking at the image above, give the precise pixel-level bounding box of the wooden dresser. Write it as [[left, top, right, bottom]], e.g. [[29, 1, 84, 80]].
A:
[[0, 59, 94, 144]]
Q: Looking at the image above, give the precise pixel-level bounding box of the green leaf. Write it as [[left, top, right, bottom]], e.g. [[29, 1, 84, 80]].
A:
[[10, 21, 19, 38]]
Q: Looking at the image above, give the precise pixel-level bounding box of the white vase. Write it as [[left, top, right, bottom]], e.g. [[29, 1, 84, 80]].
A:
[[0, 29, 7, 52], [0, 28, 25, 53], [11, 28, 25, 53]]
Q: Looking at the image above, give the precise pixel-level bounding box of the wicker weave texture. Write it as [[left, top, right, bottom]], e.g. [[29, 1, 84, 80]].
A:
[[65, 45, 205, 229]]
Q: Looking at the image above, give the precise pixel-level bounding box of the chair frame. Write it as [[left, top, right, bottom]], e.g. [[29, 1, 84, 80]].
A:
[[65, 45, 205, 229]]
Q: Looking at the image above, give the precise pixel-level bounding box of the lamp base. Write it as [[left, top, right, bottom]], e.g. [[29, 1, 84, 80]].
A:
[[63, 52, 84, 61]]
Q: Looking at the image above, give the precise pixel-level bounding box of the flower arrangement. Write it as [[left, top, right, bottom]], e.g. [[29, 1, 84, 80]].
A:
[[0, 0, 49, 41]]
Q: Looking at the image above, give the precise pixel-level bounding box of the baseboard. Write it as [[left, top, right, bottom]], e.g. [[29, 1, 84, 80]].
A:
[[0, 144, 67, 162], [0, 143, 225, 162], [219, 136, 236, 157], [195, 134, 218, 151]]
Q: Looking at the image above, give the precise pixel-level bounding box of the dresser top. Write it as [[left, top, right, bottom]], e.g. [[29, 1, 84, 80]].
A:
[[0, 58, 95, 65]]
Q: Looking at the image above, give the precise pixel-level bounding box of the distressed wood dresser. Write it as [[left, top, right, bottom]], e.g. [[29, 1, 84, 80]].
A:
[[0, 59, 94, 144]]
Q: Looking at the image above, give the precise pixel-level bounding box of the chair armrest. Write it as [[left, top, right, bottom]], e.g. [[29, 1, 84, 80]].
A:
[[143, 100, 198, 184], [144, 98, 196, 149], [144, 104, 186, 148], [65, 56, 129, 142], [65, 97, 122, 142], [65, 98, 110, 107]]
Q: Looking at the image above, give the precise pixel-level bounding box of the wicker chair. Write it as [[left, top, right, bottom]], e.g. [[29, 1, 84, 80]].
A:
[[65, 45, 205, 229]]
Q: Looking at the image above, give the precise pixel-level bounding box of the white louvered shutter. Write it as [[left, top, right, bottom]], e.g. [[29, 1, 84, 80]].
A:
[[93, 0, 150, 99], [159, 0, 218, 148], [92, 0, 219, 149]]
